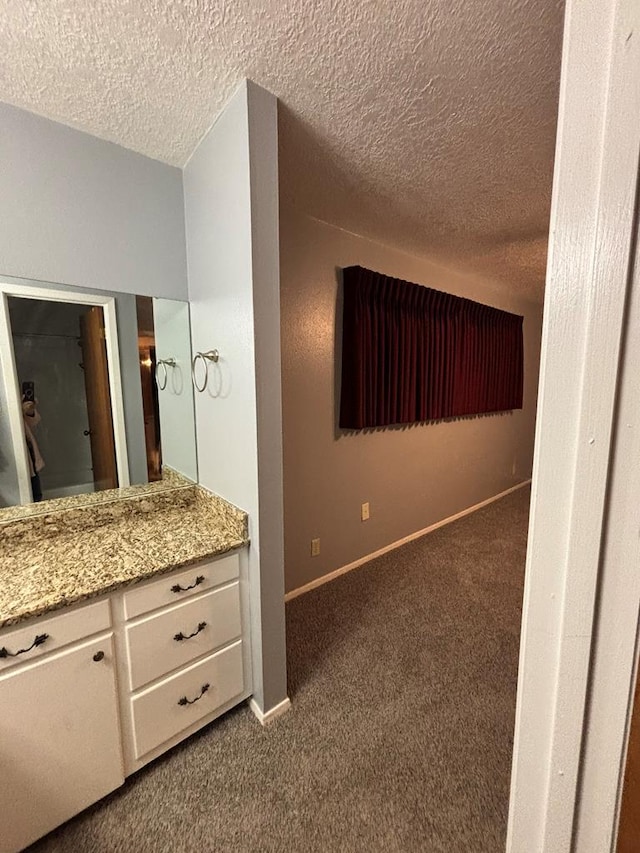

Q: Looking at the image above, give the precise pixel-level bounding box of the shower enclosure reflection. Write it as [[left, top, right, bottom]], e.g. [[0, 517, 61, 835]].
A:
[[9, 298, 118, 500], [0, 281, 197, 509]]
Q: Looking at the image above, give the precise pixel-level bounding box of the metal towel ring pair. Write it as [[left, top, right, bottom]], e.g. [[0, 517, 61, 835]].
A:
[[155, 358, 176, 391], [191, 349, 219, 392]]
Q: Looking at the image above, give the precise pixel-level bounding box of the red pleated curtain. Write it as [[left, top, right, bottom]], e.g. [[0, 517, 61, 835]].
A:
[[339, 266, 524, 429]]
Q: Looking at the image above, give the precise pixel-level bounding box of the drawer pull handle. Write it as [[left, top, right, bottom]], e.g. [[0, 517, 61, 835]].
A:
[[178, 683, 210, 706], [174, 622, 207, 642], [0, 633, 49, 659], [171, 575, 205, 593]]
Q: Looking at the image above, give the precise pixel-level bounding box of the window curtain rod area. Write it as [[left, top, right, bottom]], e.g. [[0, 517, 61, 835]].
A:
[[339, 266, 524, 430]]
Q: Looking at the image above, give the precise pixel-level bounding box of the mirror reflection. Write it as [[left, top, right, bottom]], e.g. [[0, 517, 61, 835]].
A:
[[0, 282, 197, 510], [10, 298, 117, 500]]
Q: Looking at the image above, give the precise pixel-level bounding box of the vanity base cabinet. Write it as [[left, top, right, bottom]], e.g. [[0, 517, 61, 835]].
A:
[[116, 552, 250, 775], [0, 550, 250, 851], [0, 634, 124, 853]]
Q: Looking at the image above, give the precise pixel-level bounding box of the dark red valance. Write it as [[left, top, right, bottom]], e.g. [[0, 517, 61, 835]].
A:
[[339, 266, 524, 429]]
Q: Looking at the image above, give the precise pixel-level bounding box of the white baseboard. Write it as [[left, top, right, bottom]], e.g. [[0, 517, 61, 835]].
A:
[[284, 479, 532, 603], [249, 696, 292, 726]]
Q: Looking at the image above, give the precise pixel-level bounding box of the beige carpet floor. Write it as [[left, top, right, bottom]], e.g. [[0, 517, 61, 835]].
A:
[[29, 487, 530, 853]]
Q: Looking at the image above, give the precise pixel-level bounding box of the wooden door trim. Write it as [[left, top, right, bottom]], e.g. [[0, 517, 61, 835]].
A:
[[0, 281, 130, 490]]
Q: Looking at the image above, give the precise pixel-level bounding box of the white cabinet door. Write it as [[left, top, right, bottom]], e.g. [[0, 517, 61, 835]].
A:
[[0, 634, 124, 853]]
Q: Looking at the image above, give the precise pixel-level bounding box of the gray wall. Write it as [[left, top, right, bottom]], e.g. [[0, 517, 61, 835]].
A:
[[0, 101, 188, 502], [184, 81, 287, 715], [0, 102, 188, 299], [280, 211, 543, 593]]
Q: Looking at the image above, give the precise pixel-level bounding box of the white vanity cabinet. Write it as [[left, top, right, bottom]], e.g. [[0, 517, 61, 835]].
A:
[[116, 551, 247, 775], [0, 549, 249, 852], [0, 604, 124, 853]]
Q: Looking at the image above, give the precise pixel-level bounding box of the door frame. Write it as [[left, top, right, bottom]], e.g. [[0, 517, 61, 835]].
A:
[[507, 0, 640, 850], [576, 219, 640, 852], [0, 281, 130, 503]]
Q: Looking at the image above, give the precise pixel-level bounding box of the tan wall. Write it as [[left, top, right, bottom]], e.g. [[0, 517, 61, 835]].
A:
[[280, 211, 543, 594]]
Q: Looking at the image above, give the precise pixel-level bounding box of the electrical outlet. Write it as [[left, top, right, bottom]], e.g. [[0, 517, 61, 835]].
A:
[[361, 502, 370, 521], [311, 538, 320, 557]]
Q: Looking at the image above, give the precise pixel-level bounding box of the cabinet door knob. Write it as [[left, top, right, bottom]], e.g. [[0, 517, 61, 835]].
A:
[[93, 650, 105, 662]]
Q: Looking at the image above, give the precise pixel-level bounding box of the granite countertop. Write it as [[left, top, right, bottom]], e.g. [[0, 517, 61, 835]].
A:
[[0, 466, 190, 524], [0, 485, 249, 629]]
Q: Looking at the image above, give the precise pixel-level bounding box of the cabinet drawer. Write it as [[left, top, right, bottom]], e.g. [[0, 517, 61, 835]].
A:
[[123, 553, 240, 620], [125, 582, 241, 690], [0, 599, 111, 673], [130, 640, 244, 759]]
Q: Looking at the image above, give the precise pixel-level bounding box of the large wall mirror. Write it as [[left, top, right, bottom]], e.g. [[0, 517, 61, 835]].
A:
[[0, 279, 197, 510]]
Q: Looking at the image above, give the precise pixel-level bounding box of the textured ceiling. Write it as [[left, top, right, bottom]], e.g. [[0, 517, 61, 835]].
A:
[[0, 0, 564, 300]]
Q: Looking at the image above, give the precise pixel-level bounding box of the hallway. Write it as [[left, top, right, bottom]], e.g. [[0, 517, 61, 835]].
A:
[[31, 488, 529, 853]]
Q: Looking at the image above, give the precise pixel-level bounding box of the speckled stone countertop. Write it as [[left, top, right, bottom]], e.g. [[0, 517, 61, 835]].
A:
[[0, 485, 248, 629], [0, 466, 189, 524]]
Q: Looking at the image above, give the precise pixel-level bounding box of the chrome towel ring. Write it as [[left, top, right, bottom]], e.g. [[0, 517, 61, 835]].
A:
[[155, 357, 177, 390], [191, 349, 219, 392]]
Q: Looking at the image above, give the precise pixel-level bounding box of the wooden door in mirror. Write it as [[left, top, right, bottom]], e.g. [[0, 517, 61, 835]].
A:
[[618, 672, 640, 851]]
